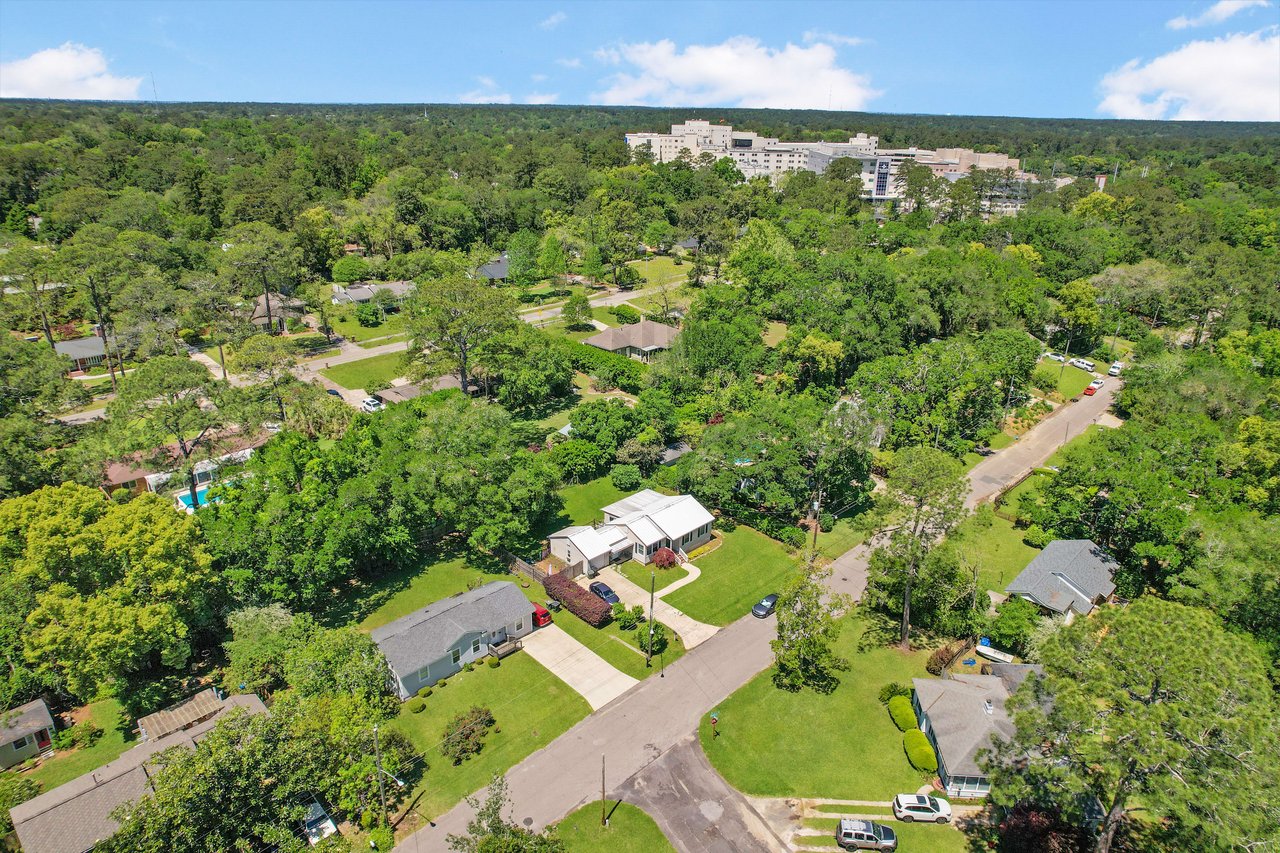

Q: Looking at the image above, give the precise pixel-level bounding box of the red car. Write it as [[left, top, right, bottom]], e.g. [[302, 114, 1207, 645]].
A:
[[532, 604, 552, 627], [1083, 386, 1097, 396]]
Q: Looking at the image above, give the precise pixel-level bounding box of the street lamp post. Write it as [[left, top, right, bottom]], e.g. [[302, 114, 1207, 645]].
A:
[[646, 570, 656, 668]]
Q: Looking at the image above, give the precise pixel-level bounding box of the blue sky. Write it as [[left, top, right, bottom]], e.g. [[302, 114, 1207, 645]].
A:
[[1, 0, 1277, 120]]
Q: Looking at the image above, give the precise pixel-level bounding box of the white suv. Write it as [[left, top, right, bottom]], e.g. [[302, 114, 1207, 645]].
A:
[[892, 793, 952, 823], [360, 397, 383, 413]]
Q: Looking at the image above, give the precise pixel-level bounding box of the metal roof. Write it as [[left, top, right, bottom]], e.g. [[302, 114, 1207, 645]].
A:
[[136, 688, 224, 742]]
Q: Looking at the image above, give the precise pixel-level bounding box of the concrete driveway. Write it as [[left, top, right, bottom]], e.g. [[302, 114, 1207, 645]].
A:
[[593, 568, 720, 649], [519, 624, 638, 711]]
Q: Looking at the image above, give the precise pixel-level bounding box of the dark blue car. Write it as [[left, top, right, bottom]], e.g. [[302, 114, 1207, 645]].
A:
[[752, 593, 779, 618], [588, 582, 620, 605]]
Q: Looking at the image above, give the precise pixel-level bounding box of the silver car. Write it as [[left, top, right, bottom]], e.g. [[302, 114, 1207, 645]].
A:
[[837, 818, 897, 850]]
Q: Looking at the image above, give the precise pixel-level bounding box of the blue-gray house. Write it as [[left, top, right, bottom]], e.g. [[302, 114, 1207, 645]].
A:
[[372, 581, 534, 700]]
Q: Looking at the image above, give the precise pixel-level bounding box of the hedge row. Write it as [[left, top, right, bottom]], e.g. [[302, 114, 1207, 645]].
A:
[[543, 574, 612, 627], [888, 695, 916, 732], [904, 729, 939, 773], [556, 339, 646, 393]]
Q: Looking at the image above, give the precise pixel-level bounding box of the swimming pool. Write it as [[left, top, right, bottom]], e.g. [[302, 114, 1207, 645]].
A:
[[176, 486, 214, 511]]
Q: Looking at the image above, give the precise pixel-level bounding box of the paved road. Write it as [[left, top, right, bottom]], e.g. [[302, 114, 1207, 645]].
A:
[[966, 379, 1120, 508], [612, 736, 788, 853], [403, 612, 777, 850]]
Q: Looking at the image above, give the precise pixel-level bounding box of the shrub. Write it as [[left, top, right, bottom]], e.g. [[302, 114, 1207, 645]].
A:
[[904, 729, 938, 772], [888, 695, 917, 731], [715, 515, 738, 532], [609, 304, 642, 324], [355, 302, 382, 327], [610, 463, 642, 491], [544, 574, 612, 627], [178, 328, 203, 346], [638, 622, 668, 655], [436, 679, 448, 688], [926, 642, 964, 676], [464, 662, 475, 672], [777, 526, 807, 549], [486, 657, 500, 668], [613, 602, 640, 630], [416, 687, 433, 698], [72, 721, 102, 748], [556, 338, 646, 393], [407, 699, 426, 713], [441, 705, 496, 764], [1023, 524, 1054, 548], [878, 682, 911, 705], [368, 825, 394, 851], [818, 511, 836, 532], [652, 547, 678, 569], [987, 596, 1043, 656]]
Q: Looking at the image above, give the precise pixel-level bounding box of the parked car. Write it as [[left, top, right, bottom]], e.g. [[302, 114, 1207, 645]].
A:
[[1084, 378, 1105, 396], [300, 797, 338, 846], [532, 603, 553, 627], [836, 819, 898, 850], [892, 794, 952, 824], [588, 582, 620, 605], [360, 397, 383, 413], [325, 388, 342, 397], [1072, 358, 1096, 371], [752, 593, 779, 618], [1108, 361, 1123, 376], [1045, 352, 1065, 362]]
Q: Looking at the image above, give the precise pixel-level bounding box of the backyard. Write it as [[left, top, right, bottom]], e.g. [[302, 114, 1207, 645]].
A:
[[549, 605, 686, 680], [663, 526, 797, 626], [387, 651, 591, 819], [945, 512, 1041, 596], [557, 801, 676, 853], [319, 351, 407, 391], [26, 698, 133, 791], [550, 476, 630, 531], [343, 551, 510, 632], [699, 616, 932, 800]]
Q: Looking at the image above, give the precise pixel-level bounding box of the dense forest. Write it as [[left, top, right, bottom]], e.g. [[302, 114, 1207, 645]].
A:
[[0, 102, 1277, 852]]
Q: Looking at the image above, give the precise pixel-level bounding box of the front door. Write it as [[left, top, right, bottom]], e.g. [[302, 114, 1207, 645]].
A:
[[36, 728, 50, 750]]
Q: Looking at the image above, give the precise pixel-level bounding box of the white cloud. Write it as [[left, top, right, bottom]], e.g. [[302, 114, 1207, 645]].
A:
[[524, 92, 560, 104], [555, 56, 583, 68], [591, 36, 881, 110], [1098, 29, 1280, 120], [539, 11, 567, 30], [1167, 0, 1270, 29], [802, 30, 866, 47], [458, 76, 511, 104], [531, 73, 549, 83], [0, 43, 142, 100]]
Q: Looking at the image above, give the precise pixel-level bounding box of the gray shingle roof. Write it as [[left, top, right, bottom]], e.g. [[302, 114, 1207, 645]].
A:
[[1005, 539, 1117, 615], [371, 581, 532, 680], [11, 694, 266, 853], [53, 336, 106, 361], [478, 254, 509, 280], [583, 319, 679, 354], [1, 699, 55, 746], [913, 674, 1017, 777]]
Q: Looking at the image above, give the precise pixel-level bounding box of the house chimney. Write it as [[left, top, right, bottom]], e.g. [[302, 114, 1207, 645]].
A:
[[983, 699, 994, 715]]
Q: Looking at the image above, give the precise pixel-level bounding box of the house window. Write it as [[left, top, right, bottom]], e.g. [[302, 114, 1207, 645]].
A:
[[514, 619, 524, 633], [681, 532, 693, 545], [416, 665, 430, 683], [471, 638, 481, 654], [451, 649, 461, 665], [11, 736, 30, 750]]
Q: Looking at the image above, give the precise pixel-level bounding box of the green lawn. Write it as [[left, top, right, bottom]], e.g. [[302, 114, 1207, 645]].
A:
[[552, 476, 630, 530], [346, 553, 510, 632], [557, 801, 676, 853], [387, 652, 591, 819], [700, 617, 932, 800], [630, 255, 687, 286], [816, 513, 879, 560], [1000, 471, 1051, 521], [27, 698, 134, 791], [801, 817, 970, 852], [1035, 361, 1094, 400], [1046, 423, 1105, 468], [328, 309, 406, 342], [618, 560, 689, 593], [963, 430, 1016, 470], [319, 352, 407, 391], [357, 333, 408, 349], [664, 527, 798, 626], [946, 513, 1040, 596], [549, 605, 686, 680]]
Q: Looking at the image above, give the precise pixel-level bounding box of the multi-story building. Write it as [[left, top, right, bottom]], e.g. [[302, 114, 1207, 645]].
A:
[[625, 121, 1034, 208]]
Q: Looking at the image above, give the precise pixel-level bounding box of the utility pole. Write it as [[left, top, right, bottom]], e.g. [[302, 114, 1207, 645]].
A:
[[373, 723, 388, 827], [646, 572, 656, 668], [600, 756, 606, 826], [809, 491, 822, 559]]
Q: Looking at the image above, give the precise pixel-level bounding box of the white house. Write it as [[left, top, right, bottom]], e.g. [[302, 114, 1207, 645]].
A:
[[548, 490, 714, 573]]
